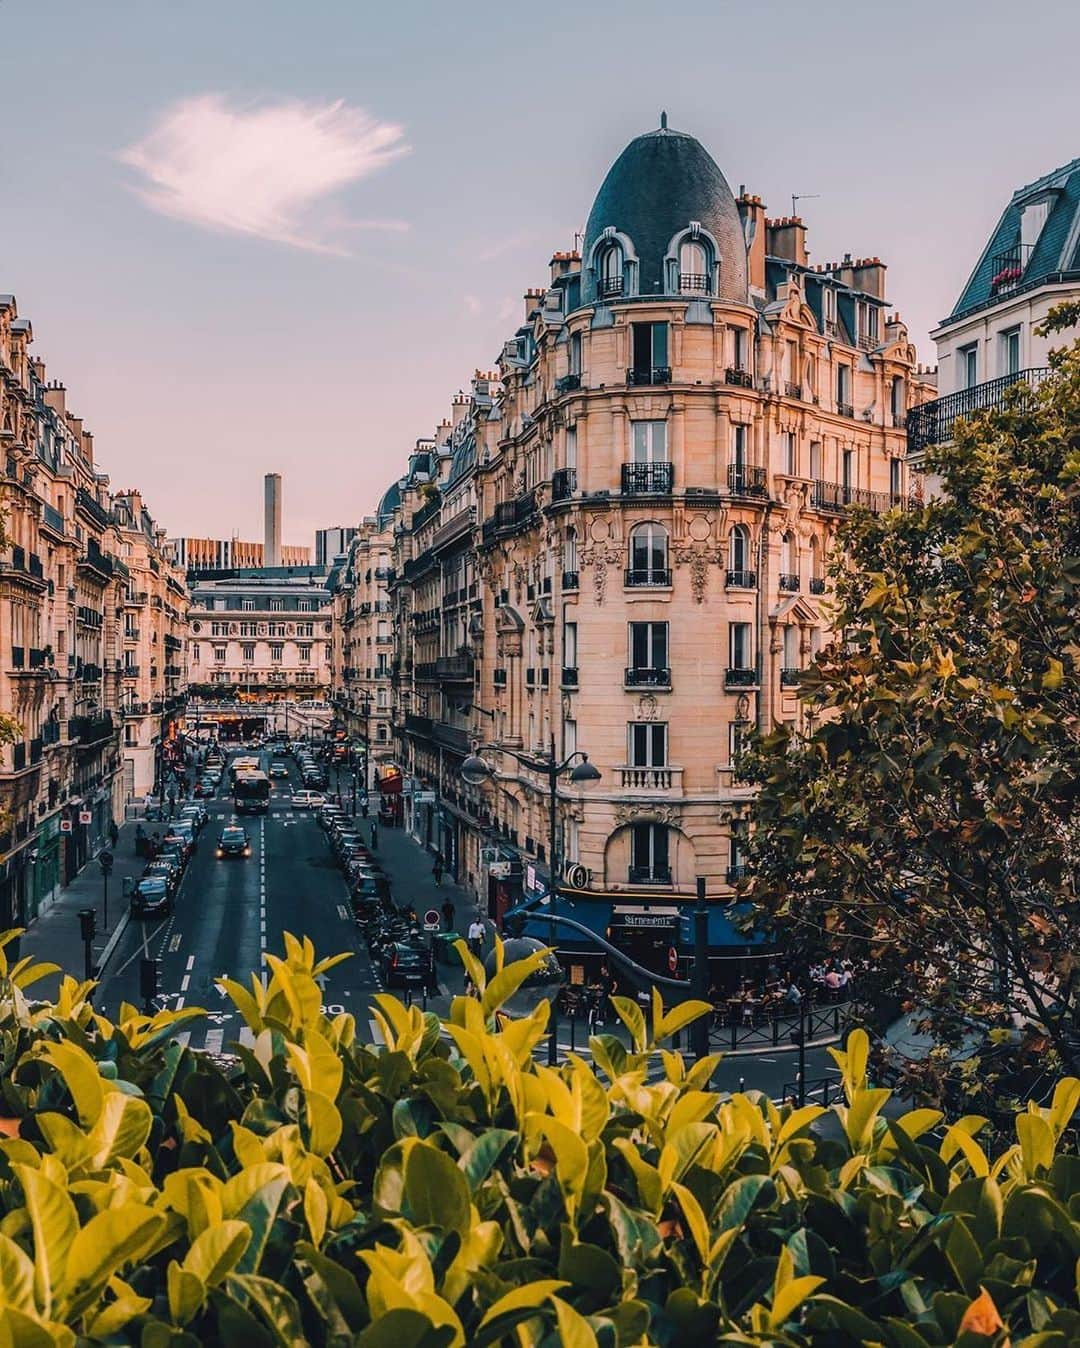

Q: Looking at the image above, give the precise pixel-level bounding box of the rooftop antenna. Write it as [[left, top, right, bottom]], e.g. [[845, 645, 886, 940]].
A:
[[660, 110, 668, 130], [791, 192, 820, 217]]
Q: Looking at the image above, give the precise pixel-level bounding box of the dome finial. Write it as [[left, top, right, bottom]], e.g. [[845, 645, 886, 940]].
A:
[[660, 110, 668, 130]]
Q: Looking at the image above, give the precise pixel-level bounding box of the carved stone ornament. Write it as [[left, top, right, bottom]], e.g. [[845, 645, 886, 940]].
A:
[[735, 693, 750, 719], [561, 693, 572, 719], [581, 544, 622, 607], [672, 545, 716, 604], [637, 694, 658, 721], [613, 802, 682, 828]]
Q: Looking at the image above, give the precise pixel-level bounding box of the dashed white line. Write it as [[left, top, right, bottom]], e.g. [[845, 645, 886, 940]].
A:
[[185, 955, 195, 972], [180, 974, 190, 993]]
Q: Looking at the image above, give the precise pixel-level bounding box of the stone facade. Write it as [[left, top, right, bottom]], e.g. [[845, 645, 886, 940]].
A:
[[0, 295, 186, 927], [343, 122, 933, 968]]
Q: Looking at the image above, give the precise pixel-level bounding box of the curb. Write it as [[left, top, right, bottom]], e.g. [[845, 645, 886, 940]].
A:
[[714, 1032, 842, 1059], [95, 911, 131, 978]]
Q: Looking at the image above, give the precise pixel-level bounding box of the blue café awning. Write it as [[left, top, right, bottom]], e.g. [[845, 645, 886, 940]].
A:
[[505, 892, 612, 943], [679, 902, 766, 949]]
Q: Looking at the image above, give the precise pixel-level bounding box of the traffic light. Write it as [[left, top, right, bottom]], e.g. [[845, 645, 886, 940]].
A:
[[139, 958, 160, 1005]]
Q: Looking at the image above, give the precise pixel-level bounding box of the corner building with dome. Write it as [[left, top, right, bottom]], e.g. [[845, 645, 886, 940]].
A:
[[335, 119, 932, 975]]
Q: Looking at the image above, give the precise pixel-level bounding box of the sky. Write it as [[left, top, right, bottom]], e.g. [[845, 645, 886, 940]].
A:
[[2, 0, 1079, 548]]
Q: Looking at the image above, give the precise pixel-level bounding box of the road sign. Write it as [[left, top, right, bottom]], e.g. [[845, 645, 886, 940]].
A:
[[414, 791, 436, 804], [424, 921, 440, 933], [489, 861, 511, 878], [60, 819, 72, 833], [668, 946, 679, 974], [98, 850, 113, 874], [78, 810, 92, 825], [424, 908, 440, 927]]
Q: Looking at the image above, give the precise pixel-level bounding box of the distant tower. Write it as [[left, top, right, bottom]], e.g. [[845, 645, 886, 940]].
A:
[[264, 473, 282, 568]]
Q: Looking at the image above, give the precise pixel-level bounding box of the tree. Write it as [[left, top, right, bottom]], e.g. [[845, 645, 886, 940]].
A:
[[742, 311, 1080, 1098]]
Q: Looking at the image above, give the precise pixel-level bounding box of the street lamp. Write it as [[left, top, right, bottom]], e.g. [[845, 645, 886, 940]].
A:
[[461, 735, 601, 1065]]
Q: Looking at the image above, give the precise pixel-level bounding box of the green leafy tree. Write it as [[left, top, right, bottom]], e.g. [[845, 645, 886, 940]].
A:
[[741, 311, 1080, 1096]]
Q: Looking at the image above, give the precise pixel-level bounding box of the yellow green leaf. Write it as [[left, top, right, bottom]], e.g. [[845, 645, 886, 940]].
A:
[[167, 1261, 206, 1326], [182, 1220, 251, 1287], [15, 1163, 79, 1318]]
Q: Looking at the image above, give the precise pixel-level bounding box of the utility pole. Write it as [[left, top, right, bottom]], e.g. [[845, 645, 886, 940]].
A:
[[691, 875, 709, 1061], [99, 849, 113, 932], [78, 907, 96, 982], [547, 735, 560, 1067]]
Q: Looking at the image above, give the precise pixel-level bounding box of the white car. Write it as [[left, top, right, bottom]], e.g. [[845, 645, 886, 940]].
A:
[[291, 789, 326, 809]]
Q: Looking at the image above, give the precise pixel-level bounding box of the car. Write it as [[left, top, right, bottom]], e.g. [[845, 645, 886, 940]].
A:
[[131, 876, 172, 917], [217, 826, 251, 858], [269, 761, 289, 779], [290, 789, 326, 809], [179, 804, 207, 830], [168, 821, 197, 851], [303, 773, 327, 790], [143, 860, 179, 894], [380, 940, 437, 991], [157, 843, 186, 875], [317, 805, 345, 827], [193, 779, 215, 798], [163, 828, 195, 860]]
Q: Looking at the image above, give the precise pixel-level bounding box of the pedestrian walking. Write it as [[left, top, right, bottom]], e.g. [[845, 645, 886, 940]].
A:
[[467, 916, 485, 958], [108, 820, 119, 849], [441, 897, 455, 932], [432, 853, 443, 887], [135, 822, 145, 856], [370, 822, 378, 849]]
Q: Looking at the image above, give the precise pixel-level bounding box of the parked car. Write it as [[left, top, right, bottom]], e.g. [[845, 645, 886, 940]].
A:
[[143, 860, 179, 894], [291, 789, 326, 809], [131, 876, 172, 918], [216, 826, 251, 858], [269, 761, 289, 779], [380, 940, 437, 991], [179, 804, 207, 831], [163, 828, 194, 861], [158, 842, 187, 873], [193, 778, 215, 798]]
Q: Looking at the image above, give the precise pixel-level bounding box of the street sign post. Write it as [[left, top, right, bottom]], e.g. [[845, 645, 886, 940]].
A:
[[78, 810, 92, 825], [99, 849, 113, 929], [668, 945, 679, 974]]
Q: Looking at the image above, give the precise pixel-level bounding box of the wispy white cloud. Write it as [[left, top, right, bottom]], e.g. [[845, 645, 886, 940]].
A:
[[120, 95, 409, 254]]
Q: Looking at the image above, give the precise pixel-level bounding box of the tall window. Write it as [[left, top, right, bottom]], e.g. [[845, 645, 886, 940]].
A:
[[782, 625, 799, 670], [891, 375, 904, 421], [191, 643, 200, 664], [213, 646, 226, 663], [598, 244, 623, 297], [628, 621, 668, 677], [679, 239, 709, 293], [299, 646, 311, 664], [809, 440, 822, 479], [628, 722, 667, 766], [836, 363, 851, 410], [269, 598, 284, 612], [960, 344, 978, 389], [1001, 327, 1021, 376], [732, 326, 748, 370], [270, 643, 283, 663], [890, 458, 903, 502], [241, 643, 254, 662], [729, 524, 751, 575], [729, 721, 751, 778], [823, 286, 837, 327], [842, 449, 854, 491], [241, 599, 255, 611], [631, 420, 668, 462], [780, 532, 796, 577], [783, 432, 796, 475], [729, 622, 752, 670], [565, 424, 578, 469], [808, 535, 822, 586], [630, 822, 671, 883], [628, 522, 669, 585], [731, 423, 748, 471], [563, 619, 577, 671], [630, 322, 669, 380], [298, 600, 312, 612], [569, 331, 582, 375]]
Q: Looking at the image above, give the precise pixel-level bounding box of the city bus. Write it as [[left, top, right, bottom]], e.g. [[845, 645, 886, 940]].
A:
[[229, 754, 262, 786], [233, 769, 270, 815]]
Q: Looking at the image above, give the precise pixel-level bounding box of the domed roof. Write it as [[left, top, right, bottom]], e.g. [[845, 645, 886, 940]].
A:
[[582, 119, 747, 304], [375, 480, 401, 527], [447, 431, 476, 487]]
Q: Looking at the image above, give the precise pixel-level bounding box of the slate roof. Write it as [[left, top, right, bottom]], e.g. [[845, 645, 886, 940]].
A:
[[582, 121, 747, 304], [949, 158, 1080, 321], [375, 481, 401, 528]]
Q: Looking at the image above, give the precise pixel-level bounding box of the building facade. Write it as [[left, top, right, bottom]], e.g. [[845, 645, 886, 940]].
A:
[[187, 570, 333, 706], [350, 121, 930, 970], [908, 155, 1080, 487], [170, 536, 311, 572], [0, 296, 186, 927], [316, 526, 358, 570]]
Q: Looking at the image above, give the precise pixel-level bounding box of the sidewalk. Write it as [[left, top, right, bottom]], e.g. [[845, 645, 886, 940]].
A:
[[20, 815, 149, 1001]]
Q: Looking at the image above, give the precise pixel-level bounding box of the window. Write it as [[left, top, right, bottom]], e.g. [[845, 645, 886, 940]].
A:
[[780, 532, 795, 576], [782, 432, 796, 475], [241, 643, 255, 662], [808, 535, 822, 586], [564, 526, 577, 574], [732, 326, 748, 371], [1020, 198, 1050, 250], [731, 423, 748, 471], [729, 822, 748, 879], [729, 720, 751, 769], [597, 244, 623, 298], [213, 646, 226, 663], [270, 643, 283, 663], [1001, 327, 1021, 376], [960, 344, 978, 389], [859, 303, 879, 344], [729, 524, 751, 575], [297, 623, 314, 638], [679, 238, 709, 292], [890, 458, 903, 502], [729, 622, 752, 670], [298, 646, 311, 664], [190, 644, 200, 663], [563, 717, 577, 762], [269, 598, 284, 612], [809, 440, 822, 479], [268, 623, 285, 637], [628, 522, 669, 585], [836, 363, 851, 410], [241, 599, 255, 611], [782, 625, 799, 670], [842, 449, 854, 491], [297, 600, 312, 612], [563, 619, 577, 669], [891, 376, 904, 422], [630, 322, 669, 379], [823, 286, 837, 328], [629, 621, 668, 675], [211, 622, 227, 637], [629, 722, 667, 766], [630, 822, 671, 883], [631, 420, 667, 462]]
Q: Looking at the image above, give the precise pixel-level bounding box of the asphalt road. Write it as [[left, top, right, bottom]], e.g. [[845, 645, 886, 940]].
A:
[[97, 751, 373, 1053]]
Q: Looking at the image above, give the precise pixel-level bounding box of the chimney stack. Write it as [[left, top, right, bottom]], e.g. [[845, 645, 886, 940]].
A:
[[264, 473, 282, 568]]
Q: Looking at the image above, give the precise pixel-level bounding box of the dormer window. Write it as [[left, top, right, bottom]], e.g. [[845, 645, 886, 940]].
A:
[[598, 243, 624, 299], [679, 238, 710, 293]]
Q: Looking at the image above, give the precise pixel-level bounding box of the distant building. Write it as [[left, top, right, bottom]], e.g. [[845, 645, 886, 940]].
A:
[[316, 526, 357, 569], [909, 156, 1080, 489], [169, 537, 311, 573]]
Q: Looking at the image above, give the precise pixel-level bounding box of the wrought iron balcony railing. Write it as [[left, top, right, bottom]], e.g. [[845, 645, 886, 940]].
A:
[[629, 864, 672, 885], [809, 576, 826, 595], [906, 367, 1051, 452], [989, 242, 1034, 294], [778, 573, 800, 592], [625, 567, 671, 587], [625, 666, 671, 688], [726, 569, 756, 589], [725, 666, 758, 688], [725, 367, 753, 388], [780, 667, 802, 687], [621, 461, 673, 495], [554, 373, 581, 394], [561, 666, 578, 687], [626, 366, 671, 386], [597, 276, 624, 299], [551, 467, 577, 501], [561, 570, 579, 591], [678, 273, 711, 293], [727, 465, 768, 498]]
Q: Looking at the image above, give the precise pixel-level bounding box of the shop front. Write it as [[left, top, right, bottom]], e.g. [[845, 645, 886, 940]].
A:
[[607, 906, 680, 977], [376, 765, 404, 827], [27, 814, 61, 922]]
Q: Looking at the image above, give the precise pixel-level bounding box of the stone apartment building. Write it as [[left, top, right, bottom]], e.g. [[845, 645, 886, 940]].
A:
[[0, 295, 186, 928], [345, 120, 931, 971]]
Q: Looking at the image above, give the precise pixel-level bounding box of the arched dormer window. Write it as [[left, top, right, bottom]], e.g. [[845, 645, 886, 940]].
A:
[[679, 238, 710, 293], [727, 524, 754, 587], [597, 242, 624, 299], [627, 522, 669, 587]]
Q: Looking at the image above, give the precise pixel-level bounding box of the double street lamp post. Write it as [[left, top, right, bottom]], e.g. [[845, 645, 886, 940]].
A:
[[461, 735, 601, 1066]]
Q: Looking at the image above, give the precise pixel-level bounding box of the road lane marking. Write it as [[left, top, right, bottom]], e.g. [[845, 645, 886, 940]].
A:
[[185, 955, 195, 971], [168, 934, 182, 953], [259, 817, 267, 955], [205, 1028, 224, 1055], [175, 997, 185, 1010], [180, 974, 190, 993], [368, 1019, 385, 1045], [337, 904, 350, 921]]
